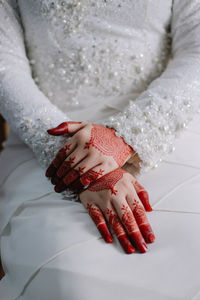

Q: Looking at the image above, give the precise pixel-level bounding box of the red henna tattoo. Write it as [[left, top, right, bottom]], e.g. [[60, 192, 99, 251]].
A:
[[46, 144, 72, 177], [80, 169, 104, 186], [66, 168, 105, 190], [57, 156, 76, 178], [63, 143, 72, 152], [78, 166, 86, 175], [63, 169, 79, 186], [87, 204, 113, 243], [84, 124, 133, 166], [105, 208, 135, 254], [106, 208, 124, 238], [47, 121, 82, 136], [121, 204, 138, 234], [131, 199, 155, 243], [121, 204, 148, 253], [132, 181, 152, 212], [87, 168, 125, 195]]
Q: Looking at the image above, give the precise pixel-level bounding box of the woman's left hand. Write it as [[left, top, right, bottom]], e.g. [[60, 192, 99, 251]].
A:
[[46, 121, 134, 193]]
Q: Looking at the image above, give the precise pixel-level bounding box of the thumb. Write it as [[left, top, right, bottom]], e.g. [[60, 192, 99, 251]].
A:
[[47, 121, 83, 136]]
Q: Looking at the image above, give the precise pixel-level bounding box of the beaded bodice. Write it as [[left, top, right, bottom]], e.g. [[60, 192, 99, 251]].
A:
[[19, 0, 172, 113], [0, 0, 200, 174]]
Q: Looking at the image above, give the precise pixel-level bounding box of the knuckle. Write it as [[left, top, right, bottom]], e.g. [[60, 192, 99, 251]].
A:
[[76, 130, 88, 143]]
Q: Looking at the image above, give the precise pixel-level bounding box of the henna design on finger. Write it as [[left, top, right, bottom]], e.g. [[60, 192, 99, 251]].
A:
[[87, 168, 125, 195], [121, 204, 148, 253], [57, 156, 76, 178], [84, 124, 133, 166], [63, 169, 79, 186], [133, 180, 152, 211], [47, 122, 82, 135], [132, 198, 155, 243], [80, 168, 104, 186], [87, 203, 113, 243], [105, 208, 135, 254], [66, 168, 104, 190], [106, 208, 124, 238], [46, 144, 72, 177], [77, 167, 86, 174], [121, 204, 138, 234], [63, 143, 72, 152]]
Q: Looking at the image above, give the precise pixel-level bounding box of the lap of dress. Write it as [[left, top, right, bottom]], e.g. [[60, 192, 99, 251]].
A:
[[0, 118, 200, 300]]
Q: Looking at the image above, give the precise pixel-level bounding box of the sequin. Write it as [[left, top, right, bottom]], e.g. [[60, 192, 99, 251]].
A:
[[0, 0, 200, 179]]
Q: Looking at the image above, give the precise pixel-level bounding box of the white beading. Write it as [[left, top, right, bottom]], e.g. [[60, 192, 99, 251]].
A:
[[0, 0, 200, 176]]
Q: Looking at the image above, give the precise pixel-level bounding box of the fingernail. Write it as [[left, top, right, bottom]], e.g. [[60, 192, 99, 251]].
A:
[[105, 236, 113, 243], [146, 203, 153, 212], [126, 245, 135, 254], [141, 242, 148, 253], [148, 233, 155, 243], [118, 235, 135, 254]]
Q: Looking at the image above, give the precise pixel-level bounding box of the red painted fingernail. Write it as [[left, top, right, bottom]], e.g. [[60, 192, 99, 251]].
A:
[[138, 191, 152, 211], [97, 224, 113, 244], [141, 242, 148, 253], [105, 236, 113, 243], [146, 203, 153, 212], [147, 233, 155, 243], [118, 235, 135, 254], [130, 233, 148, 253], [47, 123, 69, 136]]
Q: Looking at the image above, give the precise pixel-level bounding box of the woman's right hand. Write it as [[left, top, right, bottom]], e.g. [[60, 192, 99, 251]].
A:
[[79, 168, 155, 254]]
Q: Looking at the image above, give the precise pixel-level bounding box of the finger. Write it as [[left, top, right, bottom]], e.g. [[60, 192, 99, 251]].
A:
[[104, 204, 135, 254], [132, 179, 152, 212], [84, 202, 113, 243], [47, 122, 84, 136], [126, 194, 155, 244], [113, 199, 148, 253], [45, 140, 76, 178], [57, 149, 86, 180], [54, 181, 66, 193], [55, 152, 87, 192], [60, 157, 103, 189], [69, 164, 106, 191]]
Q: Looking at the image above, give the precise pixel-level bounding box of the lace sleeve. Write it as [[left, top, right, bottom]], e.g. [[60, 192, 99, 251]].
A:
[[102, 0, 200, 175], [0, 0, 70, 168]]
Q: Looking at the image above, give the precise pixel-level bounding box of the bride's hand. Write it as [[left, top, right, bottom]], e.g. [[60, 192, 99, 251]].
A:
[[79, 168, 155, 254], [46, 121, 133, 190]]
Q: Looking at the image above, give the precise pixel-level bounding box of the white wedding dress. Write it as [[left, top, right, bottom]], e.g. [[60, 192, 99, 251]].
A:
[[0, 0, 200, 299]]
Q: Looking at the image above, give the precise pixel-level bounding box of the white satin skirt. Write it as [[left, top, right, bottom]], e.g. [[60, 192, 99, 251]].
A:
[[0, 117, 200, 300]]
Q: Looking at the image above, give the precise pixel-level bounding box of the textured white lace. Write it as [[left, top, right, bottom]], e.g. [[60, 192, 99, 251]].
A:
[[0, 0, 200, 175], [104, 1, 200, 173], [0, 0, 70, 168]]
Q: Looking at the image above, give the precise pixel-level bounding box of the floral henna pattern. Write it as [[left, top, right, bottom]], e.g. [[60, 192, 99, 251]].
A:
[[121, 204, 148, 252], [132, 199, 148, 226], [84, 124, 133, 166], [63, 169, 79, 185], [121, 204, 138, 234], [57, 156, 75, 178], [131, 198, 155, 243], [105, 208, 124, 238], [87, 203, 113, 243], [46, 143, 72, 177], [65, 168, 104, 187], [105, 208, 135, 254], [87, 168, 125, 195], [87, 203, 104, 227], [80, 169, 104, 186], [132, 181, 152, 212]]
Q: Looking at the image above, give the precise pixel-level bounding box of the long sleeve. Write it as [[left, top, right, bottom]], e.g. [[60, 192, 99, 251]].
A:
[[103, 0, 200, 175], [0, 0, 70, 168]]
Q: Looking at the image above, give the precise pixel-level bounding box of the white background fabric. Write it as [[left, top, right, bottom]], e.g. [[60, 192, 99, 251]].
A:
[[0, 115, 200, 300]]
